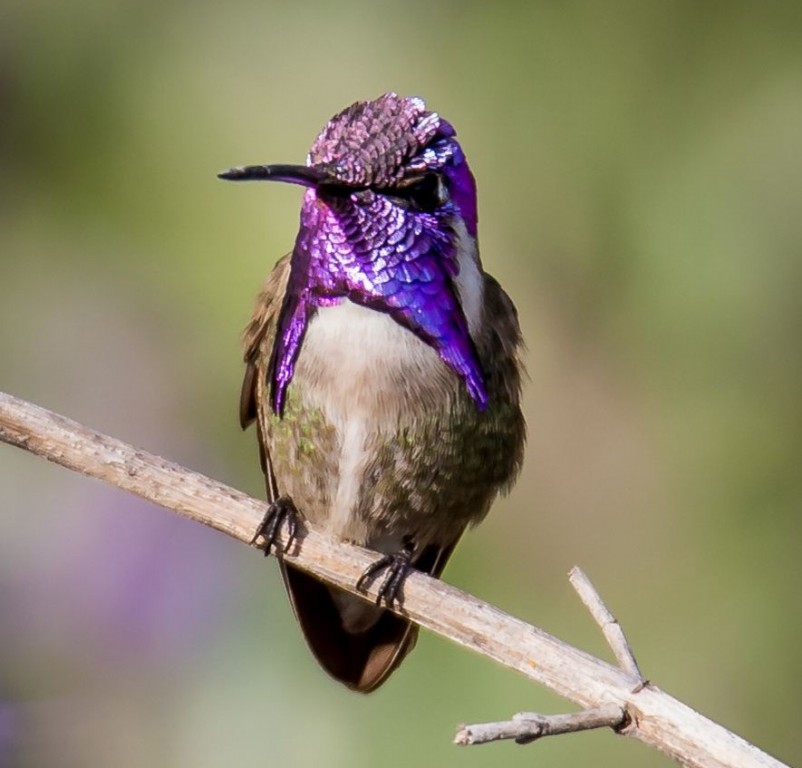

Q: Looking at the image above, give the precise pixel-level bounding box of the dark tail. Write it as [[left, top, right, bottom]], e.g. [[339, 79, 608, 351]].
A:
[[280, 541, 456, 692]]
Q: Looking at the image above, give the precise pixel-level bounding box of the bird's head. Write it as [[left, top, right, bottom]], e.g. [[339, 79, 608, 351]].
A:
[[219, 91, 477, 243]]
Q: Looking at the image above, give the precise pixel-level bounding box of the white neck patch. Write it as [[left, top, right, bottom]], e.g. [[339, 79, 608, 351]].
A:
[[450, 218, 484, 341]]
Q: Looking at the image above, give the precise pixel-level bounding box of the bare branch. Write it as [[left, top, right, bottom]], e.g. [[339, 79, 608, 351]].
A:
[[569, 565, 645, 685], [0, 391, 789, 768], [455, 703, 625, 746]]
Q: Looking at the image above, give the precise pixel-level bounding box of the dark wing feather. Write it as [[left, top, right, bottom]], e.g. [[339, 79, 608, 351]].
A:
[[240, 254, 293, 491], [239, 362, 259, 430], [240, 254, 293, 427]]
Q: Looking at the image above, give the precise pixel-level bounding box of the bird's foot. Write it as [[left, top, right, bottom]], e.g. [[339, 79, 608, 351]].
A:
[[250, 495, 300, 557], [356, 539, 415, 608]]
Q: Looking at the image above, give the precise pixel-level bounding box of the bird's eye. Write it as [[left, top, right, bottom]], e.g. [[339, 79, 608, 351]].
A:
[[392, 173, 449, 212]]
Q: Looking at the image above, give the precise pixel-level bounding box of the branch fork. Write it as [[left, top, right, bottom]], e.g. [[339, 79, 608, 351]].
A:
[[455, 566, 642, 747]]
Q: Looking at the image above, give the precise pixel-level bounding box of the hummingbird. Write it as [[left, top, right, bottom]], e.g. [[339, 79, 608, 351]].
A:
[[219, 92, 525, 692]]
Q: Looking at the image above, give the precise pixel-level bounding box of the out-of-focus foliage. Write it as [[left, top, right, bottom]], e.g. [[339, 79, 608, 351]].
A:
[[1, 2, 800, 766]]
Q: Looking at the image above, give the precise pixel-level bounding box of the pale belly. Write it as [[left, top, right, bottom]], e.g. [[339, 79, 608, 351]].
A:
[[264, 300, 510, 553]]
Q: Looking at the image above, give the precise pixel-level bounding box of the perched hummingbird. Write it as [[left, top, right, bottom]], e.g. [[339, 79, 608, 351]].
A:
[[220, 93, 525, 692]]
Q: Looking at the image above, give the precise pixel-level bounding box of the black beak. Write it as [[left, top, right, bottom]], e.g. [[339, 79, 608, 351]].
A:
[[217, 164, 369, 198], [217, 163, 336, 188]]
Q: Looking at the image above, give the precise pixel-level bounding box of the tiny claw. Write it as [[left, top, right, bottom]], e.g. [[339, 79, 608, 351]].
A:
[[356, 540, 415, 607], [251, 496, 300, 556]]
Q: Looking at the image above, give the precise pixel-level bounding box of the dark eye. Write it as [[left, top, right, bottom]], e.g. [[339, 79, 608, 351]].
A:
[[392, 172, 449, 212]]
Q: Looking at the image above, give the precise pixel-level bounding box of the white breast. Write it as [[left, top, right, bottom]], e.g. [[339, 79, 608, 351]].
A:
[[451, 218, 484, 338], [297, 302, 438, 540]]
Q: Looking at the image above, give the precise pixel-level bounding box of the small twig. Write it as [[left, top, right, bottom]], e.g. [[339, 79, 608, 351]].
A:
[[569, 566, 645, 685], [455, 703, 626, 746]]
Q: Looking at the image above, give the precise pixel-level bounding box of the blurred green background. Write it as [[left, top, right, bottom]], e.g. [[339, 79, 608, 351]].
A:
[[1, 1, 801, 766]]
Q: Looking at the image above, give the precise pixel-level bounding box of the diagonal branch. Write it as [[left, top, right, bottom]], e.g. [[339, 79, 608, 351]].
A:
[[0, 391, 788, 768]]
